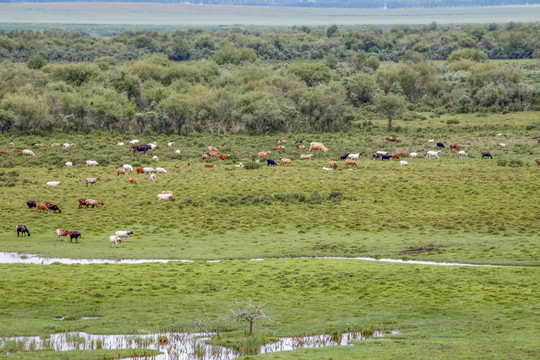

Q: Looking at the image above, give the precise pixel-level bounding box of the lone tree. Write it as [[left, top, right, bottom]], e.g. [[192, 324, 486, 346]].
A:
[[229, 299, 271, 335], [375, 93, 406, 132]]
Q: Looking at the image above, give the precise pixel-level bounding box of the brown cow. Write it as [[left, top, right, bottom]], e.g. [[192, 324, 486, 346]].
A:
[[204, 163, 215, 168], [345, 160, 358, 167], [258, 151, 271, 158], [281, 158, 294, 166], [85, 199, 104, 208], [0, 150, 8, 155], [135, 167, 144, 174], [535, 158, 540, 165], [202, 153, 211, 160], [299, 154, 313, 160], [297, 144, 306, 150], [277, 140, 287, 145], [329, 161, 338, 169], [85, 177, 100, 187], [450, 144, 461, 151], [117, 168, 127, 176], [394, 150, 407, 157], [386, 136, 397, 142], [273, 145, 286, 151], [36, 201, 52, 212], [12, 149, 21, 153], [218, 154, 230, 160], [129, 177, 138, 184], [310, 142, 328, 153], [78, 199, 88, 208], [392, 154, 401, 160]]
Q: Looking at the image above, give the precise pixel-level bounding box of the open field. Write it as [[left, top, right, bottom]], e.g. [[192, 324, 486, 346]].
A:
[[0, 112, 539, 358], [0, 3, 540, 29], [1, 113, 539, 265]]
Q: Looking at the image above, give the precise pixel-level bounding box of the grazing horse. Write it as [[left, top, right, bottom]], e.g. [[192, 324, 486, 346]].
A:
[[482, 152, 493, 159], [69, 231, 82, 243], [132, 144, 152, 156], [16, 225, 30, 237]]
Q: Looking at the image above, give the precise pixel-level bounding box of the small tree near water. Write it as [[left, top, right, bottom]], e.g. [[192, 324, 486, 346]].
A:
[[230, 299, 271, 335]]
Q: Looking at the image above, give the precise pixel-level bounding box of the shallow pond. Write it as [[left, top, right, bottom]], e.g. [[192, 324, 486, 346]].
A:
[[0, 330, 396, 359], [0, 251, 502, 267]]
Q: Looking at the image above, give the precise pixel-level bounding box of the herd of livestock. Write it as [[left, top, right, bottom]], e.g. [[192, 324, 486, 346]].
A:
[[7, 135, 540, 247]]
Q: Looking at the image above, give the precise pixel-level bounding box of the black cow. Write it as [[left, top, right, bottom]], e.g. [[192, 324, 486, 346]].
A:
[[267, 159, 277, 166], [132, 144, 152, 156], [27, 201, 36, 209], [69, 231, 82, 243], [381, 155, 392, 160], [437, 142, 445, 148], [481, 152, 493, 159], [16, 225, 30, 237], [339, 153, 350, 160], [48, 204, 62, 213]]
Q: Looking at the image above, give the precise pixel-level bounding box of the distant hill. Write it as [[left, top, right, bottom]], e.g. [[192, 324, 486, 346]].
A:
[[1, 0, 540, 9]]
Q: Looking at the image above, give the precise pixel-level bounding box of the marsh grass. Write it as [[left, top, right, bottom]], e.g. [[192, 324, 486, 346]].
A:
[[0, 260, 537, 358]]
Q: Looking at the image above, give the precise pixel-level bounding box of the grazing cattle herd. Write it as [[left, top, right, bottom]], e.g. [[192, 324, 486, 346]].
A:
[[6, 135, 539, 248]]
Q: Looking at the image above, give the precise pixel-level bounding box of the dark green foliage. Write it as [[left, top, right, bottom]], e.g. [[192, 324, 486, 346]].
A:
[[0, 25, 539, 135], [27, 54, 47, 70]]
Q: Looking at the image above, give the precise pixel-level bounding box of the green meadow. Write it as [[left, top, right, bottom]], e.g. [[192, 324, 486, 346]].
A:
[[0, 112, 539, 358]]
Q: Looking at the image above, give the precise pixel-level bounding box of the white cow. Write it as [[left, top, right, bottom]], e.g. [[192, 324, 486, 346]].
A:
[[409, 152, 418, 159], [175, 149, 181, 154], [458, 151, 468, 158], [143, 167, 156, 174], [157, 193, 173, 201], [123, 164, 133, 173], [22, 149, 36, 156], [426, 151, 441, 159], [117, 142, 125, 146], [150, 174, 156, 182], [400, 160, 408, 166], [156, 168, 167, 173], [86, 160, 99, 167], [347, 153, 361, 160], [65, 162, 73, 167], [115, 231, 133, 242], [129, 139, 139, 144], [153, 155, 158, 161], [110, 235, 121, 248], [168, 142, 175, 147], [46, 181, 61, 188]]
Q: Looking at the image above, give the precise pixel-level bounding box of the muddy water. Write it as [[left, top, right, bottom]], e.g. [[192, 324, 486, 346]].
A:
[[0, 252, 504, 267], [0, 330, 394, 359]]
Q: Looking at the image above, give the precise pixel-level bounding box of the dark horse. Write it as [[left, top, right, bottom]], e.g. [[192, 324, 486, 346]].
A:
[[16, 225, 30, 237], [132, 144, 152, 156], [482, 152, 493, 159]]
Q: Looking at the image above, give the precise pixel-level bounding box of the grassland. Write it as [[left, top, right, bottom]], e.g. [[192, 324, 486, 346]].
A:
[[0, 3, 540, 29], [0, 112, 539, 358]]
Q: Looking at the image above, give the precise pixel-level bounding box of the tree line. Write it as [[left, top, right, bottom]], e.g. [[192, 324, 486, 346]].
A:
[[0, 23, 538, 135]]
